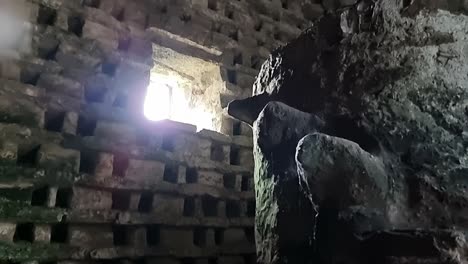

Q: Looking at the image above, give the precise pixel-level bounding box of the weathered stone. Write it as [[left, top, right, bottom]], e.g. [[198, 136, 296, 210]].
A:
[[228, 1, 468, 263], [62, 112, 78, 135], [126, 159, 165, 184], [0, 142, 18, 164], [159, 228, 193, 249], [152, 194, 184, 218], [197, 170, 224, 188], [94, 121, 137, 144], [70, 187, 112, 210], [93, 152, 113, 180], [68, 225, 113, 247], [37, 144, 80, 173], [37, 74, 84, 99], [82, 20, 119, 50], [0, 94, 45, 128], [0, 222, 16, 242], [33, 224, 51, 242]]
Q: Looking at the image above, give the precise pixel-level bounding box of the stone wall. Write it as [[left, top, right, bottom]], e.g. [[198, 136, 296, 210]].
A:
[[0, 0, 279, 263], [0, 0, 338, 262]]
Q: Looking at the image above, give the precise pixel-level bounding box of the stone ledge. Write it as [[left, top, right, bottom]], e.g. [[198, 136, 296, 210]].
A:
[[0, 241, 254, 261], [68, 209, 254, 227], [90, 244, 255, 259], [79, 178, 255, 200], [66, 136, 253, 175]]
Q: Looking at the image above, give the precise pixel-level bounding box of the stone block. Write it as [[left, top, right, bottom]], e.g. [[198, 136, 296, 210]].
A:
[[84, 7, 123, 32], [55, 42, 102, 75], [205, 229, 216, 247], [210, 142, 230, 163], [94, 153, 113, 180], [0, 142, 18, 164], [128, 227, 146, 247], [82, 20, 119, 50], [152, 194, 184, 218], [0, 94, 45, 128], [223, 228, 247, 245], [238, 148, 254, 168], [47, 187, 58, 208], [69, 225, 113, 247], [0, 222, 16, 242], [198, 170, 224, 188], [63, 112, 78, 135], [0, 79, 42, 97], [126, 159, 165, 184], [70, 187, 112, 210], [94, 121, 136, 144], [37, 144, 80, 173], [0, 60, 21, 80], [34, 224, 51, 242], [159, 227, 193, 249], [129, 193, 140, 211], [37, 74, 84, 99], [177, 166, 187, 184], [197, 129, 231, 144]]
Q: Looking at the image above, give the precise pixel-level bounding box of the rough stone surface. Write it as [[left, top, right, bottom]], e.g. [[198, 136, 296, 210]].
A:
[[228, 0, 468, 263]]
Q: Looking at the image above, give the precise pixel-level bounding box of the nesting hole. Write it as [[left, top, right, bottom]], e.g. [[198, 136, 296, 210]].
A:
[[14, 223, 34, 243], [214, 229, 223, 245], [112, 191, 131, 211], [183, 197, 196, 217], [163, 164, 179, 183], [230, 146, 240, 165], [247, 200, 255, 217], [244, 227, 255, 243], [233, 51, 243, 66], [37, 5, 57, 25], [241, 175, 250, 191], [55, 188, 72, 208], [17, 146, 40, 167], [193, 228, 206, 247], [77, 116, 97, 137], [138, 192, 153, 213], [45, 111, 65, 132], [210, 143, 225, 162], [79, 150, 98, 174], [185, 167, 198, 184], [31, 186, 49, 206], [84, 84, 107, 103], [112, 225, 129, 246], [232, 121, 242, 136], [223, 174, 236, 189], [161, 135, 175, 152], [227, 69, 237, 85], [226, 200, 241, 218], [146, 225, 160, 246], [202, 196, 218, 217], [50, 223, 68, 243], [68, 15, 85, 36], [113, 153, 129, 178]]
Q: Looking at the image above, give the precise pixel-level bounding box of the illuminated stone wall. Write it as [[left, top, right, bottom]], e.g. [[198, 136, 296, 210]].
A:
[[0, 0, 329, 263]]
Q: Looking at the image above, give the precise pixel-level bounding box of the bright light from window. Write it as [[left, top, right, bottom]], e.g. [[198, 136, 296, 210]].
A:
[[144, 74, 215, 131]]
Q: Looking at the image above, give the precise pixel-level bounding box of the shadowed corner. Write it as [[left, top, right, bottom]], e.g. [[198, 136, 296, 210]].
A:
[[0, 0, 32, 60]]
